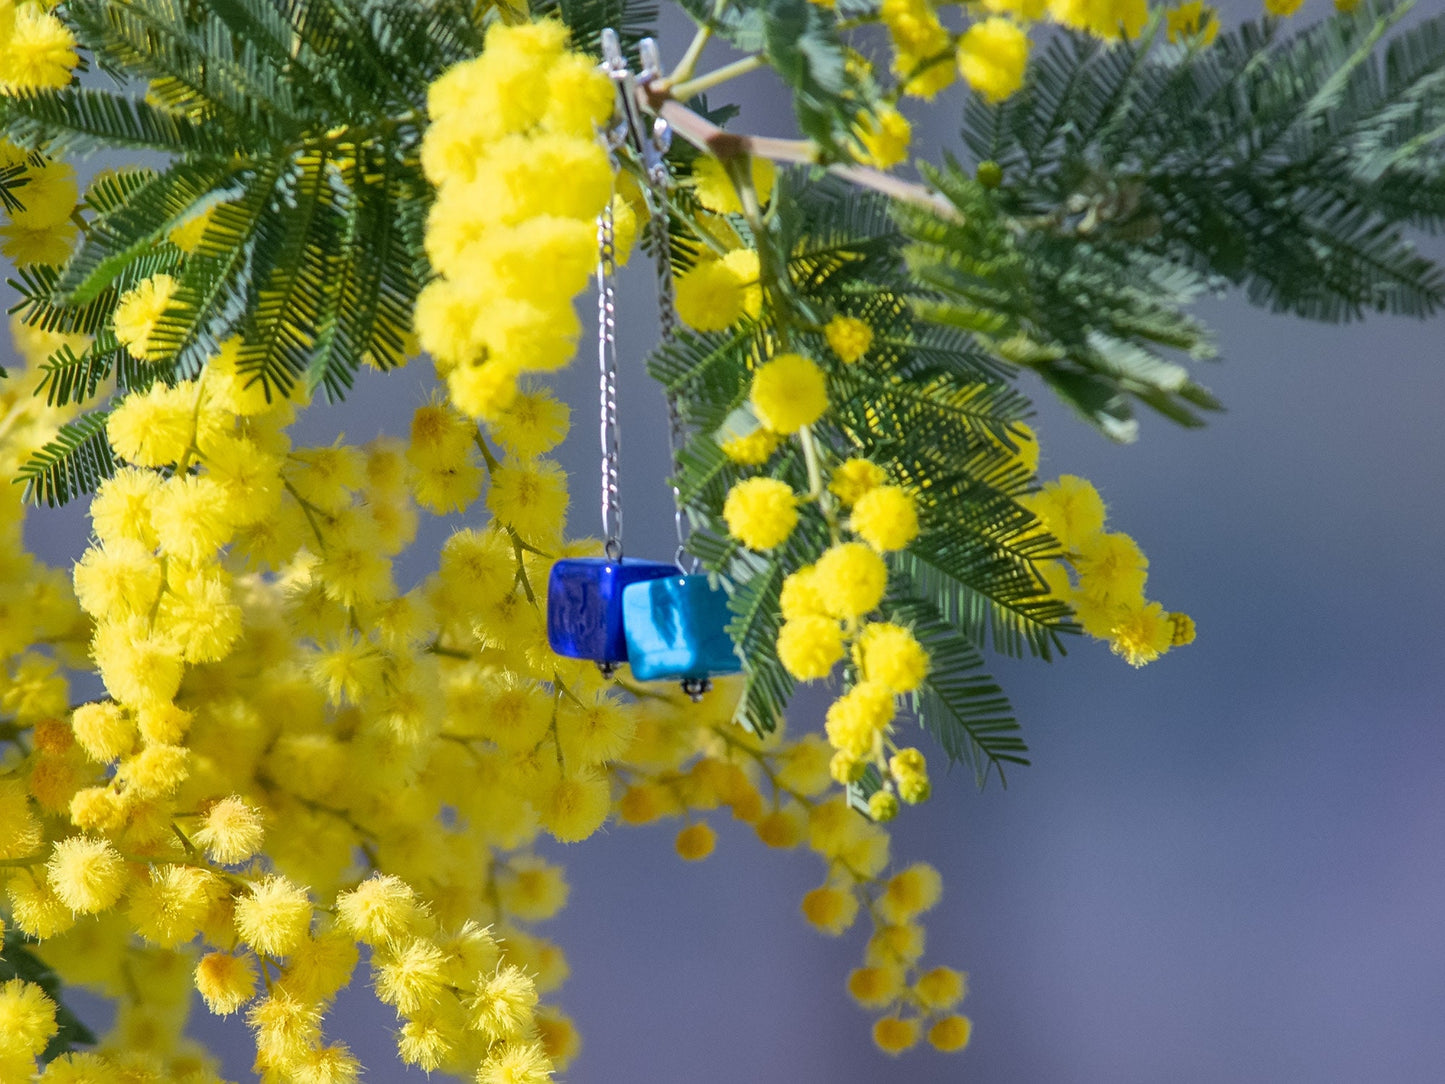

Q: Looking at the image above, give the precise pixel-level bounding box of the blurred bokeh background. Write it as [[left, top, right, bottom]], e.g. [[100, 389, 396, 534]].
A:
[[14, 0, 1445, 1080]]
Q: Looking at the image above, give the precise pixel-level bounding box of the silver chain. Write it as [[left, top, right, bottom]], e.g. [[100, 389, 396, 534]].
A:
[[645, 189, 694, 571], [597, 30, 690, 569], [596, 194, 623, 560]]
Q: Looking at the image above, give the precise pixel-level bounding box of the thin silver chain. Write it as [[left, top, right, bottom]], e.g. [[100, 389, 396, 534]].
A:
[[597, 196, 623, 560], [644, 187, 694, 571]]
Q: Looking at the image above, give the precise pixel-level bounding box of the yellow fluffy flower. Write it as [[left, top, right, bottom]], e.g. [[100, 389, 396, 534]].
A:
[[720, 427, 782, 465], [1022, 474, 1106, 552], [1108, 598, 1174, 667], [1074, 530, 1148, 604], [824, 315, 875, 364], [111, 274, 179, 361], [1264, 0, 1305, 13], [854, 108, 912, 171], [234, 875, 313, 957], [829, 457, 886, 506], [850, 484, 919, 552], [873, 1015, 920, 1054], [469, 964, 538, 1040], [674, 821, 716, 861], [800, 884, 859, 935], [1050, 0, 1148, 40], [855, 622, 929, 692], [127, 864, 225, 948], [0, 978, 58, 1060], [776, 615, 845, 680], [750, 353, 828, 434], [193, 795, 266, 865], [722, 477, 798, 551], [690, 154, 776, 215], [674, 256, 754, 332], [848, 964, 905, 1008], [0, 6, 79, 92], [814, 542, 888, 620], [1167, 1, 1221, 43], [914, 965, 967, 1009], [879, 863, 944, 924], [46, 836, 128, 914], [928, 1014, 974, 1051], [0, 780, 42, 860], [824, 680, 896, 759], [195, 953, 257, 1016], [957, 18, 1030, 103], [538, 769, 611, 843], [106, 381, 199, 467], [486, 458, 569, 545]]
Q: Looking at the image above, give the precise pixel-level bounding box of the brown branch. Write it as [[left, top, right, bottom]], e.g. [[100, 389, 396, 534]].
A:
[[640, 85, 961, 221]]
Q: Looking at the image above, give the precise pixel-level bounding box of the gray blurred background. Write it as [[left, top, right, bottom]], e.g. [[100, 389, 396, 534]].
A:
[[18, 0, 1445, 1080]]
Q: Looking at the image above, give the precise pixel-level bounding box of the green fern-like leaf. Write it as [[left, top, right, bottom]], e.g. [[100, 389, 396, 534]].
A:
[[18, 409, 116, 507]]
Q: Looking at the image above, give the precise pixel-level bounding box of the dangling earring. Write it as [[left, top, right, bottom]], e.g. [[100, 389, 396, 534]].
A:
[[545, 36, 679, 678], [613, 36, 742, 701]]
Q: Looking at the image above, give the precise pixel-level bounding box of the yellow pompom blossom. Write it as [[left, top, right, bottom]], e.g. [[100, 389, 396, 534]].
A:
[[1021, 473, 1107, 551], [957, 18, 1030, 104], [777, 615, 846, 681], [690, 154, 776, 215], [984, 0, 1048, 15], [0, 780, 43, 858], [889, 747, 931, 804], [854, 108, 912, 170], [0, 978, 58, 1061], [111, 274, 179, 361], [674, 821, 717, 861], [824, 315, 875, 364], [0, 152, 80, 267], [928, 1013, 974, 1051], [801, 884, 860, 934], [915, 965, 967, 1009], [881, 0, 955, 98], [855, 623, 929, 693], [720, 426, 782, 465], [1264, 0, 1305, 13], [1167, 1, 1221, 43], [0, 4, 79, 92], [814, 542, 888, 621], [750, 353, 828, 434], [674, 250, 763, 332], [873, 1014, 920, 1054], [851, 485, 919, 552], [193, 795, 265, 864], [1050, 0, 1148, 40], [46, 836, 129, 914], [723, 477, 799, 550], [829, 457, 886, 506], [235, 875, 313, 957]]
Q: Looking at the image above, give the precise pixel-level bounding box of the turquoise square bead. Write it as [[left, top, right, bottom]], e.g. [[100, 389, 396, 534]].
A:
[[621, 574, 743, 682], [546, 558, 680, 664]]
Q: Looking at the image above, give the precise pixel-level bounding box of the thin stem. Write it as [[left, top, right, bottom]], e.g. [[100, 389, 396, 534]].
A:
[[799, 425, 824, 500], [668, 6, 718, 89], [670, 54, 765, 101], [642, 88, 962, 221]]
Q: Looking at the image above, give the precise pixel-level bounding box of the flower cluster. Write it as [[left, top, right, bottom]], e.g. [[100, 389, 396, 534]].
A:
[[611, 687, 971, 1054], [416, 19, 616, 420], [1022, 474, 1195, 667], [0, 142, 79, 269]]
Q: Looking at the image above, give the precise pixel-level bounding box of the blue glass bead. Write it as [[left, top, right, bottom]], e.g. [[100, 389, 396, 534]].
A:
[[622, 573, 743, 682], [546, 558, 681, 664]]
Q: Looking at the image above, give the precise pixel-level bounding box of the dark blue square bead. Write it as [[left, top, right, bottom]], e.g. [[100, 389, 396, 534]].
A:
[[546, 558, 680, 663], [622, 574, 743, 682]]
